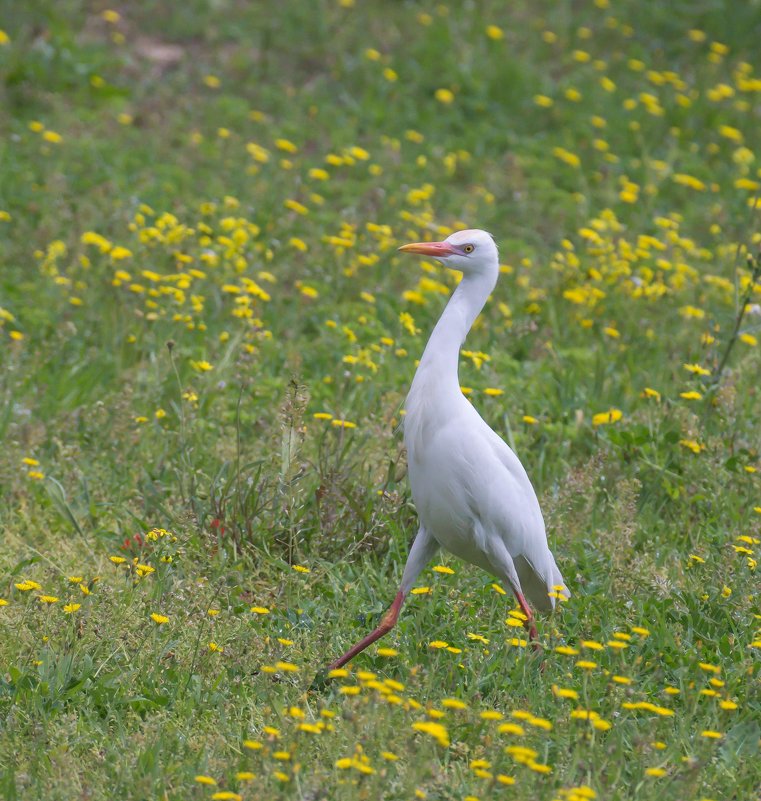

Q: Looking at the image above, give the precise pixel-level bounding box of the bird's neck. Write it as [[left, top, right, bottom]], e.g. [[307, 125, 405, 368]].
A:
[[411, 270, 497, 396]]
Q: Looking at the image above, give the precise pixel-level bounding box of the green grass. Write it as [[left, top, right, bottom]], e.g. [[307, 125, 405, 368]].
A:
[[1, 1, 760, 799]]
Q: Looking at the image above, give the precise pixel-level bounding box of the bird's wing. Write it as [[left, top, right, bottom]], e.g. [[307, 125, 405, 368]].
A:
[[473, 421, 570, 611]]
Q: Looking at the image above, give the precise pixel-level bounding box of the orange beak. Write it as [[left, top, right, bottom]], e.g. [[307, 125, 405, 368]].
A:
[[398, 240, 457, 257]]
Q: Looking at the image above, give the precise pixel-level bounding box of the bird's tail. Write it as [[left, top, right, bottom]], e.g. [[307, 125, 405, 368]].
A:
[[517, 553, 570, 613]]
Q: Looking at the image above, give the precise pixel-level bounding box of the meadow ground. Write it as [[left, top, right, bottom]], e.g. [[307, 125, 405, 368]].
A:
[[1, 1, 760, 799]]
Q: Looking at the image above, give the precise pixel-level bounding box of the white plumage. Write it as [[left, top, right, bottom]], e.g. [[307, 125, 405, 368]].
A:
[[326, 229, 568, 670]]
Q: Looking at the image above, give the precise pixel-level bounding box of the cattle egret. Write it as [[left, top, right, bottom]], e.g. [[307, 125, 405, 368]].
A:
[[326, 229, 569, 670]]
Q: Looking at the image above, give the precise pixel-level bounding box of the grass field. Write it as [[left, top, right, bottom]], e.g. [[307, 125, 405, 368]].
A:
[[1, 1, 760, 799]]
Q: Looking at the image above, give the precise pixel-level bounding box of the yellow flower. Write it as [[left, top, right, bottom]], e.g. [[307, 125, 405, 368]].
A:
[[432, 565, 454, 574], [673, 173, 706, 191], [592, 408, 623, 426], [0, 29, 10, 45], [376, 647, 398, 657], [435, 88, 455, 104], [42, 130, 63, 144], [680, 439, 704, 454], [486, 24, 504, 40], [150, 613, 169, 624], [412, 720, 450, 747], [63, 603, 81, 614], [484, 387, 503, 396], [645, 767, 667, 777], [411, 586, 431, 595], [275, 138, 298, 153], [194, 776, 217, 786], [15, 580, 42, 592], [284, 199, 308, 215], [428, 640, 449, 649], [642, 387, 661, 400], [250, 606, 270, 615], [680, 390, 702, 400], [684, 363, 711, 376], [110, 246, 132, 260], [38, 595, 59, 604]]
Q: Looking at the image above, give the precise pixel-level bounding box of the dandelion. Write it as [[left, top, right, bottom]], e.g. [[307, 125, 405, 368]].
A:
[[553, 685, 579, 700], [150, 613, 169, 624], [15, 580, 42, 592], [194, 776, 217, 786], [592, 408, 623, 425], [38, 595, 59, 604], [250, 606, 270, 614], [498, 723, 525, 735], [645, 767, 667, 777], [432, 565, 455, 574], [243, 740, 263, 751], [435, 88, 455, 104], [190, 360, 214, 372], [63, 603, 81, 614], [680, 439, 704, 454], [412, 720, 450, 747]]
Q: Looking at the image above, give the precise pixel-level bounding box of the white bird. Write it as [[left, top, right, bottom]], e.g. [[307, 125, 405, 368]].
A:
[[327, 229, 569, 670]]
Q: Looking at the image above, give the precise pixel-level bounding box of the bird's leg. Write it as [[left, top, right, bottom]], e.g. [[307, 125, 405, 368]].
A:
[[323, 527, 437, 673], [326, 590, 406, 671], [513, 590, 540, 650]]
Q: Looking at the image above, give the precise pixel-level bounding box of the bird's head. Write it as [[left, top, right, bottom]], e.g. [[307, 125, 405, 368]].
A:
[[398, 229, 498, 277]]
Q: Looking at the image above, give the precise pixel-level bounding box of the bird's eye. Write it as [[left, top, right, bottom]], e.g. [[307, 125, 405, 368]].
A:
[[463, 244, 474, 254]]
